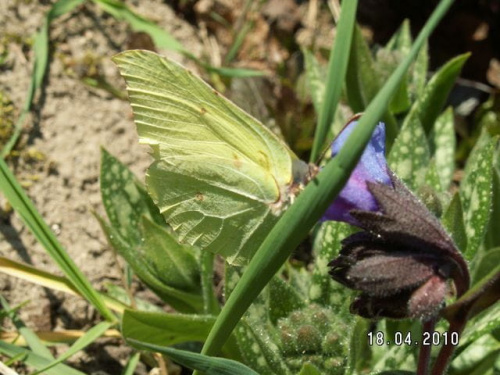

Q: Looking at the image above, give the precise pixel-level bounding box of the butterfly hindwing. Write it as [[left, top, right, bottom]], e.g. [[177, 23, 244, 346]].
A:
[[114, 50, 304, 265]]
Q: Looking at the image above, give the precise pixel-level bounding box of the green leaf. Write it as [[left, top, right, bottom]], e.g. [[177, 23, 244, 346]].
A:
[[459, 302, 500, 347], [347, 318, 372, 375], [298, 363, 322, 375], [410, 40, 429, 100], [483, 168, 500, 250], [0, 341, 85, 375], [442, 193, 468, 253], [122, 352, 140, 375], [303, 49, 325, 115], [388, 114, 430, 189], [100, 148, 164, 247], [268, 276, 306, 324], [472, 247, 500, 284], [31, 322, 112, 375], [0, 159, 115, 322], [416, 53, 469, 135], [97, 215, 203, 312], [309, 221, 352, 305], [0, 296, 54, 360], [234, 319, 289, 375], [423, 159, 443, 193], [450, 334, 500, 374], [430, 107, 456, 189], [460, 134, 495, 259], [140, 217, 200, 291], [122, 309, 240, 359], [128, 339, 257, 375]]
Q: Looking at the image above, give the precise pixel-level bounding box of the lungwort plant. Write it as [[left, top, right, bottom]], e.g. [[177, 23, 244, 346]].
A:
[[1, 0, 499, 374]]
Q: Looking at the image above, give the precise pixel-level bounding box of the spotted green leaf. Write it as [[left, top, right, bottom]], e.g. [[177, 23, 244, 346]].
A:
[[388, 115, 430, 189], [423, 159, 443, 192], [416, 54, 468, 135], [483, 168, 500, 250], [430, 107, 456, 189], [97, 215, 203, 312], [451, 332, 500, 373], [268, 276, 306, 325], [303, 49, 325, 115], [410, 39, 428, 100], [309, 221, 352, 305], [442, 192, 468, 253], [100, 148, 164, 247], [234, 318, 289, 375], [113, 50, 309, 265], [460, 133, 495, 259], [298, 363, 322, 375]]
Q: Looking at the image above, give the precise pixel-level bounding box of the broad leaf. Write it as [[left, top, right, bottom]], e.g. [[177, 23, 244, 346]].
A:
[[140, 217, 200, 291], [122, 309, 240, 360], [417, 53, 469, 135], [234, 319, 289, 375], [303, 49, 325, 115], [268, 276, 306, 324], [460, 134, 495, 259], [388, 115, 430, 189], [442, 193, 468, 253], [309, 221, 352, 305], [97, 215, 203, 312], [100, 148, 164, 247], [430, 107, 456, 189]]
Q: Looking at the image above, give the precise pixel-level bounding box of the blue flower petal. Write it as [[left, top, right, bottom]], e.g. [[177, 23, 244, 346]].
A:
[[323, 120, 392, 225]]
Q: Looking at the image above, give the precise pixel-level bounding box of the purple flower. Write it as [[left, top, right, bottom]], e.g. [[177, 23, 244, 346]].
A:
[[324, 119, 470, 320], [322, 120, 392, 225]]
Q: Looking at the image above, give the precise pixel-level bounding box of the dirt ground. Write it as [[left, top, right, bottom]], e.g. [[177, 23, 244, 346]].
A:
[[0, 1, 203, 373], [1, 0, 499, 374]]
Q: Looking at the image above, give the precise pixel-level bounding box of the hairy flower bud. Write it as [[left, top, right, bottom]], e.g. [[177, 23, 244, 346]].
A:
[[325, 120, 470, 320]]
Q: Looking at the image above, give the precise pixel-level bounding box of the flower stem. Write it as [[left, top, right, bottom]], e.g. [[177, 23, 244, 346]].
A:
[[431, 319, 466, 375], [417, 319, 436, 375]]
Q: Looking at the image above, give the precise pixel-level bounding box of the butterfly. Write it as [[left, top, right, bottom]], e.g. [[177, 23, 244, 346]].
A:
[[113, 50, 310, 265]]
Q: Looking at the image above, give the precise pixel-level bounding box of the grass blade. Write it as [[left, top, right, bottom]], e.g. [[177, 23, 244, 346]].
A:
[[0, 257, 126, 313], [310, 0, 358, 162], [127, 339, 258, 375], [197, 0, 455, 362], [0, 159, 116, 321], [0, 341, 85, 375], [0, 296, 54, 360], [31, 321, 113, 375]]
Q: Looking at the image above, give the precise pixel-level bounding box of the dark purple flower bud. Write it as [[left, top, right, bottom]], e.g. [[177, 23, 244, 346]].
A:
[[322, 120, 392, 225], [325, 120, 470, 320]]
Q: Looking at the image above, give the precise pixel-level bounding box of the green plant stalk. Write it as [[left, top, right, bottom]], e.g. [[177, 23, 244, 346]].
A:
[[200, 251, 220, 315], [309, 0, 358, 163], [197, 0, 455, 363], [0, 159, 116, 322]]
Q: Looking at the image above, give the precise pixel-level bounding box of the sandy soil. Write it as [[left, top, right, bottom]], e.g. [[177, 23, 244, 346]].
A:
[[0, 1, 202, 373]]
